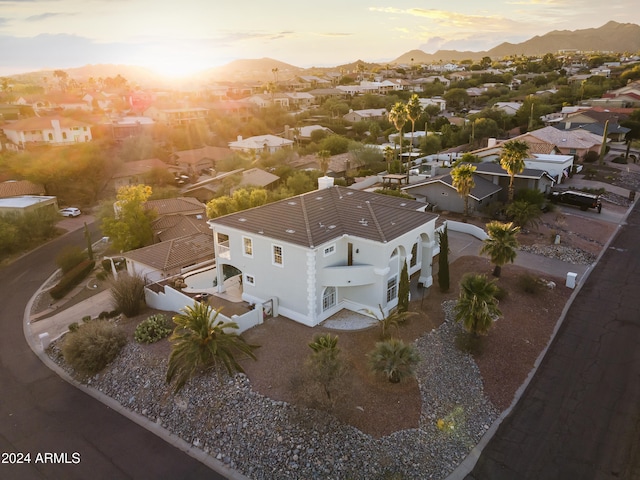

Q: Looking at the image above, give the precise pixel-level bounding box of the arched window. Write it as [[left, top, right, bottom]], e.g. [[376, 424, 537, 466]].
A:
[[410, 242, 418, 267], [322, 286, 336, 311]]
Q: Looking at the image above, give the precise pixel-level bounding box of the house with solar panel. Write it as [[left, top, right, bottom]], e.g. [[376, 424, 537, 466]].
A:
[[207, 179, 439, 327]]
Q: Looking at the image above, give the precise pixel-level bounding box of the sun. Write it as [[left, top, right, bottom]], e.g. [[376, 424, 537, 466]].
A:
[[146, 56, 206, 79]]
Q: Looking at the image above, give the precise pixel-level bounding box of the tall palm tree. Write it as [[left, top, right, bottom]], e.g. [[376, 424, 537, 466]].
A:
[[389, 102, 408, 180], [450, 164, 477, 216], [406, 94, 423, 180], [454, 273, 502, 337], [480, 221, 521, 277], [368, 338, 420, 383], [499, 140, 529, 203], [317, 149, 331, 175], [166, 302, 259, 392], [383, 145, 394, 173]]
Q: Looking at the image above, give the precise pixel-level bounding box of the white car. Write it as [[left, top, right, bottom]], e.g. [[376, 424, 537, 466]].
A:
[[59, 207, 81, 217]]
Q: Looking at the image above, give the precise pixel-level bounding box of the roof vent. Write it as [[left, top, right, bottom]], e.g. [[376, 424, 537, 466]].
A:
[[286, 229, 295, 234], [238, 218, 247, 222]]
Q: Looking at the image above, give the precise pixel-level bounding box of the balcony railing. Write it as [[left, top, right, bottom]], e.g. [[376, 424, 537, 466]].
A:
[[217, 241, 230, 260]]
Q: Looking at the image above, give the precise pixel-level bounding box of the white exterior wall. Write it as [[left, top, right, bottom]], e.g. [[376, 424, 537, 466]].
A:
[[527, 155, 573, 184]]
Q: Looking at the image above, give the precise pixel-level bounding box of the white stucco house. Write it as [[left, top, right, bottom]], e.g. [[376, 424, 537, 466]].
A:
[[1, 116, 92, 149], [208, 181, 439, 327], [228, 134, 294, 154]]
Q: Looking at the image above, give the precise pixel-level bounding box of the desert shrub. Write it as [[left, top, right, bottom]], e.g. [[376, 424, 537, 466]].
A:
[[82, 315, 92, 323], [368, 338, 420, 383], [49, 260, 95, 300], [68, 322, 79, 332], [482, 200, 506, 220], [110, 272, 146, 317], [583, 151, 599, 163], [61, 320, 127, 376], [96, 271, 107, 281], [56, 246, 87, 274], [612, 156, 627, 164], [108, 309, 121, 318], [134, 314, 172, 344], [98, 311, 109, 319], [493, 285, 508, 301], [517, 273, 543, 294], [101, 258, 112, 271]]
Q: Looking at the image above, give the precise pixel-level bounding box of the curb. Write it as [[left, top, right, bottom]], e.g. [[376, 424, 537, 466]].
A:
[[23, 277, 250, 480], [444, 197, 637, 480]]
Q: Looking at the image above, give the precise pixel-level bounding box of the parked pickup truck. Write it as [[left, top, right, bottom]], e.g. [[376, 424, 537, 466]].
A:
[[548, 190, 602, 213]]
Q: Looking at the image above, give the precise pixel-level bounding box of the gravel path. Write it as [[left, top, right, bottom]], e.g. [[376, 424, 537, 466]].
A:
[[46, 301, 498, 480]]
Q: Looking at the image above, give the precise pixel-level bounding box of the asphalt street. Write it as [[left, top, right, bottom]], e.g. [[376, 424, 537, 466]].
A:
[[465, 200, 640, 479], [0, 225, 223, 480]]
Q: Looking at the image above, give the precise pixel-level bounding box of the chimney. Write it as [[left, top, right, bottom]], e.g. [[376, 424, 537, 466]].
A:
[[237, 135, 243, 142], [487, 138, 497, 148], [317, 176, 334, 190]]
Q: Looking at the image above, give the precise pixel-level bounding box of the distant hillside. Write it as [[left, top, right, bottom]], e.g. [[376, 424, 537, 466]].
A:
[[393, 21, 640, 64], [202, 58, 302, 82]]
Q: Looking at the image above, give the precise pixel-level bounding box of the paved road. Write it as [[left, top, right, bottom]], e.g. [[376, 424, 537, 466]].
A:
[[0, 226, 223, 479], [465, 200, 640, 479]]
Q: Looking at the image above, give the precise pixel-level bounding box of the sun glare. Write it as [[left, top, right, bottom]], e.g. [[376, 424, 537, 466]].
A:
[[146, 57, 206, 79]]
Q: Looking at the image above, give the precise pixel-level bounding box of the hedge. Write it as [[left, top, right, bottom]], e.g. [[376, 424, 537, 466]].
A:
[[50, 259, 95, 300]]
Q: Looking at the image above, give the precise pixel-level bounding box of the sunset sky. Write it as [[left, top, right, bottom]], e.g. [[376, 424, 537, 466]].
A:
[[1, 0, 639, 77]]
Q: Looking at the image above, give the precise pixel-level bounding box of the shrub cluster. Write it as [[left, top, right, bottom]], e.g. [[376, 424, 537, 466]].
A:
[[98, 309, 121, 319], [56, 246, 87, 274], [134, 314, 173, 344], [61, 320, 127, 376], [49, 260, 95, 300], [517, 273, 543, 294]]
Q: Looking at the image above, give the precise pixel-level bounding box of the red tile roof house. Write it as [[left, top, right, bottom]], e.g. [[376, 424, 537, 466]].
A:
[[208, 181, 439, 327], [1, 116, 92, 150], [111, 158, 172, 193]]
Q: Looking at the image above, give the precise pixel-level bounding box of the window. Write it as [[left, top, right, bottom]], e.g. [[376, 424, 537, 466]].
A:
[[322, 287, 336, 311], [243, 236, 253, 257], [387, 276, 398, 302], [62, 132, 67, 140], [323, 244, 335, 257], [410, 243, 418, 267], [245, 274, 255, 286], [272, 244, 283, 266]]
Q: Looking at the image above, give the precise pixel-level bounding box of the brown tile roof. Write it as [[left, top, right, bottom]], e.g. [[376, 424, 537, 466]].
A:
[[145, 197, 205, 216], [123, 232, 213, 272], [210, 186, 438, 248], [173, 146, 233, 165], [237, 168, 280, 188], [153, 215, 210, 242], [0, 180, 45, 198]]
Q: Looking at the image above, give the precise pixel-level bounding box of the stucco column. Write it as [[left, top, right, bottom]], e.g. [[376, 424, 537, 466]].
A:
[[420, 239, 435, 288], [306, 252, 317, 324]]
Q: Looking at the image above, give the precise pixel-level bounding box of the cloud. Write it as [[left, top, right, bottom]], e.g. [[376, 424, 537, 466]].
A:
[[26, 13, 67, 22], [315, 32, 352, 37]]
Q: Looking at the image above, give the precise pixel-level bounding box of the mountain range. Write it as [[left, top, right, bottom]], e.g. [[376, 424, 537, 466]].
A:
[[14, 21, 640, 86]]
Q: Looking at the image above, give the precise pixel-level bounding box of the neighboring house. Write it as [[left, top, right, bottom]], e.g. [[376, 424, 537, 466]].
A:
[[208, 183, 439, 327], [183, 168, 280, 203], [246, 93, 290, 109], [511, 126, 603, 160], [0, 104, 21, 121], [144, 106, 208, 125], [286, 124, 333, 143], [207, 100, 254, 122], [284, 92, 314, 109], [0, 195, 58, 216], [419, 97, 447, 112], [228, 134, 294, 154], [493, 102, 522, 116], [152, 214, 211, 243], [402, 174, 501, 214], [171, 145, 234, 176], [1, 116, 92, 149], [0, 180, 45, 198], [111, 158, 171, 193], [307, 88, 346, 104], [473, 163, 556, 201], [106, 116, 155, 141], [123, 232, 214, 283], [343, 108, 388, 123], [145, 196, 207, 220]]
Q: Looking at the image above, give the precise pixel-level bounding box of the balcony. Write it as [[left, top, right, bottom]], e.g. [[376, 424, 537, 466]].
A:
[[216, 241, 230, 260], [321, 264, 378, 287]]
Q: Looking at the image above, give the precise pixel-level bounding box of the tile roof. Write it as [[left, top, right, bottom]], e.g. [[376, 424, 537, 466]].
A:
[[404, 174, 502, 201], [521, 126, 602, 149], [145, 197, 205, 216], [173, 146, 233, 165], [0, 180, 45, 198], [123, 232, 213, 272], [210, 186, 438, 248], [112, 158, 168, 179], [153, 215, 210, 242], [474, 162, 551, 180], [237, 168, 280, 188]]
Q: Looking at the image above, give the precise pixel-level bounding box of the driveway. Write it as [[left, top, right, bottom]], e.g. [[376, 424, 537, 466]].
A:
[[0, 225, 226, 479], [461, 200, 640, 479]]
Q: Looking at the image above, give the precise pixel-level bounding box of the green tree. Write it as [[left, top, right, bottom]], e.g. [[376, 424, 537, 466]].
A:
[[437, 225, 450, 292], [389, 102, 408, 177], [480, 221, 521, 277], [450, 164, 477, 216], [506, 200, 542, 230], [100, 185, 156, 252], [398, 261, 410, 313], [368, 338, 420, 383], [454, 273, 502, 337], [499, 140, 529, 202], [166, 303, 259, 393], [443, 88, 469, 111]]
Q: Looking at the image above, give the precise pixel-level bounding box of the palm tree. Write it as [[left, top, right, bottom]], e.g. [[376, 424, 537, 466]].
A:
[[166, 302, 259, 393], [383, 145, 394, 173], [306, 333, 344, 401], [317, 149, 331, 175], [480, 221, 521, 277], [368, 338, 420, 383], [454, 273, 502, 337], [406, 94, 423, 180], [499, 140, 529, 203], [506, 200, 542, 230], [361, 305, 415, 339], [389, 102, 408, 180], [450, 164, 477, 216]]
